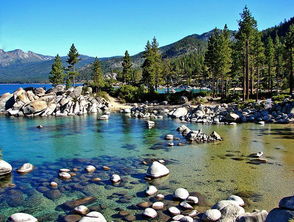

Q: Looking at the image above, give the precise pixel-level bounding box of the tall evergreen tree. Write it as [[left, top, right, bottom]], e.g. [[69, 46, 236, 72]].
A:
[[91, 58, 105, 91], [49, 54, 65, 86], [236, 6, 258, 100], [274, 35, 284, 91], [265, 36, 275, 93], [121, 50, 132, 84], [66, 44, 80, 87], [285, 24, 294, 95], [151, 37, 163, 90], [252, 32, 265, 101], [141, 38, 163, 92]]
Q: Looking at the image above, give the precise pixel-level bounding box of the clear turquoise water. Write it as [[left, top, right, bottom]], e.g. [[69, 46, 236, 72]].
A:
[[0, 114, 293, 221]]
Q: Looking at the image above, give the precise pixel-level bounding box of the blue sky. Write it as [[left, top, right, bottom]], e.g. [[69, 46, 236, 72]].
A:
[[0, 0, 293, 57]]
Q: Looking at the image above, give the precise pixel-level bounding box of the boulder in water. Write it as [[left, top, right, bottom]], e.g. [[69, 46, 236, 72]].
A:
[[0, 160, 12, 176], [146, 161, 169, 178]]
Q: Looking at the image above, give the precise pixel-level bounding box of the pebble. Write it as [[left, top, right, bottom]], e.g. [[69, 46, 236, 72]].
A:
[[59, 172, 71, 179], [85, 165, 96, 173], [174, 188, 189, 200], [111, 174, 121, 183], [180, 201, 193, 209], [74, 205, 89, 215], [152, 201, 164, 210], [50, 182, 58, 188], [146, 185, 158, 196], [169, 206, 181, 215]]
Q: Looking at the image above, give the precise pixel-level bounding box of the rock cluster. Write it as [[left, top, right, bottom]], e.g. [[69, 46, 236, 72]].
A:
[[126, 100, 294, 124], [177, 125, 222, 143], [0, 85, 109, 117]]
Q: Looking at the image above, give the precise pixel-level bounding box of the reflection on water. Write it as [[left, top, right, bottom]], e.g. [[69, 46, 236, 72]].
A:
[[0, 114, 293, 220]]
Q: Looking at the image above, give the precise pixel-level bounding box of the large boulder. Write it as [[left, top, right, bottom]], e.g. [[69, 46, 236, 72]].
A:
[[171, 107, 188, 118], [33, 87, 46, 97], [53, 85, 66, 93], [70, 86, 83, 98], [8, 213, 38, 222], [0, 160, 12, 176], [0, 93, 14, 112], [226, 112, 240, 122], [14, 88, 30, 104], [266, 208, 294, 222], [212, 200, 245, 221], [146, 161, 170, 178], [237, 210, 268, 222], [23, 100, 48, 115], [279, 195, 294, 210]]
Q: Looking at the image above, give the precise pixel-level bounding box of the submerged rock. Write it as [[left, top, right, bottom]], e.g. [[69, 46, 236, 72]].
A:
[[62, 196, 97, 209], [16, 163, 34, 174], [237, 210, 268, 222], [111, 174, 121, 183], [279, 195, 294, 210], [79, 211, 106, 222], [0, 160, 12, 176], [146, 161, 170, 178]]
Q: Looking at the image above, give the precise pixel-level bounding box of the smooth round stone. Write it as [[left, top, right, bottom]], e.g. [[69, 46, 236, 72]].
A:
[[279, 195, 294, 210], [156, 194, 165, 200], [143, 208, 158, 218], [168, 142, 174, 146], [16, 163, 34, 174], [187, 196, 199, 204], [63, 214, 82, 222], [74, 205, 89, 215], [137, 202, 152, 208], [146, 161, 170, 178], [59, 168, 70, 172], [174, 188, 189, 200], [227, 195, 245, 206], [8, 213, 38, 222], [168, 206, 181, 215], [146, 185, 158, 196], [85, 165, 96, 173], [59, 172, 71, 179], [0, 160, 12, 176], [202, 209, 221, 221], [111, 174, 121, 183], [124, 215, 136, 221], [79, 211, 106, 222], [180, 201, 193, 209], [50, 182, 58, 188], [165, 134, 174, 140], [172, 214, 184, 220], [152, 201, 164, 210]]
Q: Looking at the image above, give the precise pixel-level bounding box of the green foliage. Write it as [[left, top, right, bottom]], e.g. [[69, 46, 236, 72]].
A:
[[66, 44, 80, 86], [95, 91, 109, 101], [272, 94, 290, 102], [142, 37, 163, 92], [49, 54, 65, 85], [285, 24, 294, 94], [91, 58, 105, 91], [122, 50, 133, 84]]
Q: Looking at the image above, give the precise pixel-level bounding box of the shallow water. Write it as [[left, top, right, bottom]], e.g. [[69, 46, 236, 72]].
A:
[[0, 114, 293, 221]]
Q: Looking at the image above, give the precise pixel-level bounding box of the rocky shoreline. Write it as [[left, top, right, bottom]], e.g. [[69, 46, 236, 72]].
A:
[[0, 85, 109, 117]]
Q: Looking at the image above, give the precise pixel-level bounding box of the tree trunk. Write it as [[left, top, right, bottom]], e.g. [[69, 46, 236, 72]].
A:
[[245, 40, 250, 100], [256, 66, 259, 102]]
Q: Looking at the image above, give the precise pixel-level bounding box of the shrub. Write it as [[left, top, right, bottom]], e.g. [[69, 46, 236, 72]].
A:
[[272, 94, 290, 103], [95, 91, 109, 101]]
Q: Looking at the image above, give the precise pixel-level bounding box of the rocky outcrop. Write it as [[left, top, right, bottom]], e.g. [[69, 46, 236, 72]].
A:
[[177, 125, 222, 143], [0, 85, 109, 117]]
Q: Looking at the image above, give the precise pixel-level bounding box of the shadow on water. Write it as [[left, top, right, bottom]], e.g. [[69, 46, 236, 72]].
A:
[[247, 127, 294, 139]]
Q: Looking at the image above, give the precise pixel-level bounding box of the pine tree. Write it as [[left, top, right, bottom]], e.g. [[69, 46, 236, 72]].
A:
[[151, 37, 163, 90], [274, 35, 284, 91], [91, 58, 105, 91], [141, 38, 163, 92], [122, 50, 132, 84], [49, 54, 65, 86], [285, 24, 294, 95], [236, 6, 258, 100], [66, 44, 80, 87], [265, 36, 275, 93], [252, 32, 265, 101]]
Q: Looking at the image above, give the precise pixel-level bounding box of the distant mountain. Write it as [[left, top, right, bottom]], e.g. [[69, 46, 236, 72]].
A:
[[0, 17, 293, 83], [0, 49, 53, 67]]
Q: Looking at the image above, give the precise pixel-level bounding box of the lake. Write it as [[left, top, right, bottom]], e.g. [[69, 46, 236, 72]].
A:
[[0, 113, 293, 221]]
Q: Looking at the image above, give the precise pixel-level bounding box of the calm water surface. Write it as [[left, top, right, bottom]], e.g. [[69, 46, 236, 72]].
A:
[[0, 114, 293, 221]]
